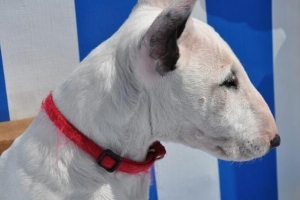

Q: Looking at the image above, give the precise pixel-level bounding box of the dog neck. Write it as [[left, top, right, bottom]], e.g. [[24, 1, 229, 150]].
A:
[[52, 41, 157, 164], [47, 47, 156, 199], [44, 22, 164, 199]]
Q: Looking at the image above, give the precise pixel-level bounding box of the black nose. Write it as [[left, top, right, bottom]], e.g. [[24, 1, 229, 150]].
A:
[[270, 134, 281, 149]]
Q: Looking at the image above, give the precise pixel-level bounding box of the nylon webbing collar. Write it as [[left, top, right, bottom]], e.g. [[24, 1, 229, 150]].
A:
[[42, 93, 166, 174]]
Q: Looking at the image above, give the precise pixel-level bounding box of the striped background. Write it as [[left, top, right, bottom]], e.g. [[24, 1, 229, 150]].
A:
[[0, 0, 299, 199]]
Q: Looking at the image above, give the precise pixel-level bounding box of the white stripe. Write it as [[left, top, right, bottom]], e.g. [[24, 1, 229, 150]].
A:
[[273, 0, 300, 199], [0, 0, 79, 120], [192, 0, 207, 22], [155, 143, 220, 200], [156, 1, 220, 199]]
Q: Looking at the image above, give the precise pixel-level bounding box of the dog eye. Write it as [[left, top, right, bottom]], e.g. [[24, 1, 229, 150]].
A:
[[220, 75, 237, 88]]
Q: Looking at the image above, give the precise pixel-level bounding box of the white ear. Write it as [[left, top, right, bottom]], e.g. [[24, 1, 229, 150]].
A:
[[138, 0, 196, 77]]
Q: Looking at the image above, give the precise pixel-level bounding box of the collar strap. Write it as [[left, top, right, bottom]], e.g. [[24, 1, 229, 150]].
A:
[[42, 93, 166, 174]]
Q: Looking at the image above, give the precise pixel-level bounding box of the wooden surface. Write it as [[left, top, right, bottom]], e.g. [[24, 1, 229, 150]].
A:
[[0, 118, 34, 155]]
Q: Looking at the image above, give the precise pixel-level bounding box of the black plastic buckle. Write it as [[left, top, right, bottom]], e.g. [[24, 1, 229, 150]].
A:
[[97, 149, 121, 173]]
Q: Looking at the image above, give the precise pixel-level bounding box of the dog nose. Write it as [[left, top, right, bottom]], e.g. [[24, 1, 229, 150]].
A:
[[270, 134, 281, 149]]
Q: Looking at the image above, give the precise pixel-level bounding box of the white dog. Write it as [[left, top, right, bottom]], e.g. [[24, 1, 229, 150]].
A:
[[0, 0, 280, 199]]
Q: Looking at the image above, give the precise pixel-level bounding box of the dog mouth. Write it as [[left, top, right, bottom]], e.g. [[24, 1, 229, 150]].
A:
[[187, 129, 270, 161], [212, 140, 270, 161], [216, 146, 227, 156]]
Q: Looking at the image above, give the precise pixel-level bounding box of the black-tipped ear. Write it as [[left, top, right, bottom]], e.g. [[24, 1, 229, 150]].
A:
[[176, 17, 189, 39], [141, 0, 196, 76]]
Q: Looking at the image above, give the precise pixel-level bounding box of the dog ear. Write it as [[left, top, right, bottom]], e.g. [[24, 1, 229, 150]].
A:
[[139, 0, 196, 76]]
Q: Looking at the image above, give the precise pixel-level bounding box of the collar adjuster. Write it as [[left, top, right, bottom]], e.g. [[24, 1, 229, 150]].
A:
[[97, 149, 122, 173]]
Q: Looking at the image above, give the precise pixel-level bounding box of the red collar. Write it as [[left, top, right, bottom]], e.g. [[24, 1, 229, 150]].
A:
[[42, 93, 166, 174]]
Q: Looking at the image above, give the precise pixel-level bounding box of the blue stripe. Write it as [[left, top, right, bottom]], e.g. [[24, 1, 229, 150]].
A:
[[0, 46, 10, 122], [74, 1, 158, 199], [149, 167, 158, 200], [205, 1, 278, 200], [75, 0, 136, 60]]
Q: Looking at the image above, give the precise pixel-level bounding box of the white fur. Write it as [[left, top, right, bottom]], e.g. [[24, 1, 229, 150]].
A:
[[0, 0, 278, 199]]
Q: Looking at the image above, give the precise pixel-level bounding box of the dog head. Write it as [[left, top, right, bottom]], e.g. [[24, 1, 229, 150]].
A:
[[119, 0, 280, 161]]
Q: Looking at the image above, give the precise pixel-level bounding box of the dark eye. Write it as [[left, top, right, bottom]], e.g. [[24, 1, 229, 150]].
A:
[[220, 75, 237, 88]]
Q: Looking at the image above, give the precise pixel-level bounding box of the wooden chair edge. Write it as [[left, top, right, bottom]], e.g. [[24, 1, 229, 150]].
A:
[[0, 118, 34, 155]]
